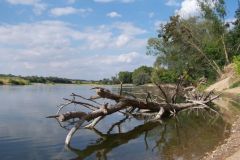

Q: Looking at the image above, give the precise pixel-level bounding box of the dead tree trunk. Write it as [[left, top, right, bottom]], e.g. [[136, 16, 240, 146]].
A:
[[47, 84, 220, 146]]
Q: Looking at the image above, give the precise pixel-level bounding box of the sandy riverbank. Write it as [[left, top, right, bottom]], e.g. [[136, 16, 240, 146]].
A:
[[203, 64, 240, 160], [202, 115, 240, 160]]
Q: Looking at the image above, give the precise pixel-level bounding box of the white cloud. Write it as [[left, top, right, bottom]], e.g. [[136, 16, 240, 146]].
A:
[[107, 11, 122, 18], [6, 0, 40, 5], [175, 0, 201, 19], [165, 0, 180, 6], [23, 62, 35, 69], [225, 18, 236, 30], [117, 52, 138, 63], [6, 0, 46, 15], [115, 34, 130, 47], [50, 7, 92, 17], [0, 21, 152, 79], [113, 22, 147, 35], [94, 52, 139, 64]]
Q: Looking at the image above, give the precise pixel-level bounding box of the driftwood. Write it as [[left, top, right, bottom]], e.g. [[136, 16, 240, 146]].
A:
[[47, 84, 220, 146]]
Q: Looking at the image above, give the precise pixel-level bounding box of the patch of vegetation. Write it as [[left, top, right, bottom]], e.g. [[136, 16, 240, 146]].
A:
[[132, 66, 153, 85], [151, 68, 177, 84], [8, 79, 30, 85], [118, 71, 132, 84], [230, 80, 240, 89], [233, 55, 240, 75], [24, 76, 72, 84], [0, 80, 3, 85]]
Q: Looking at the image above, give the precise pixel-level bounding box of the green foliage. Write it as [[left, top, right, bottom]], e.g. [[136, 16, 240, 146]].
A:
[[146, 0, 235, 83], [99, 78, 112, 85], [98, 76, 120, 85], [233, 55, 240, 75], [24, 76, 72, 84], [9, 79, 29, 85], [74, 80, 83, 84], [111, 76, 120, 84], [0, 80, 3, 85], [229, 80, 240, 89], [147, 16, 222, 81], [199, 0, 226, 35], [132, 66, 153, 85], [151, 68, 177, 83], [118, 71, 132, 84], [226, 1, 240, 60], [133, 73, 151, 85]]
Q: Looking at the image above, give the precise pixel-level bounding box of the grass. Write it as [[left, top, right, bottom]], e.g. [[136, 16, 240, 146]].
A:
[[0, 77, 30, 85], [229, 80, 240, 89]]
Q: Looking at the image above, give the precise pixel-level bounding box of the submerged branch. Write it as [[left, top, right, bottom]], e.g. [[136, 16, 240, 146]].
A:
[[47, 84, 220, 145]]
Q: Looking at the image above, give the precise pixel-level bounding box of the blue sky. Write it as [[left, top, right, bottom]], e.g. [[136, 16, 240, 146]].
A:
[[0, 0, 238, 80]]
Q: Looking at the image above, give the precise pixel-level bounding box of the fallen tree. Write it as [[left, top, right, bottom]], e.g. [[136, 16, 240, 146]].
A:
[[47, 82, 220, 146]]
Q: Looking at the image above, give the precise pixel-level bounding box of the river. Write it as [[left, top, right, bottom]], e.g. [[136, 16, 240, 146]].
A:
[[0, 84, 239, 160]]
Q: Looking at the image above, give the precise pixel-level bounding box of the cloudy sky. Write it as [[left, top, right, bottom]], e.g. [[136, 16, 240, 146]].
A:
[[0, 0, 238, 80]]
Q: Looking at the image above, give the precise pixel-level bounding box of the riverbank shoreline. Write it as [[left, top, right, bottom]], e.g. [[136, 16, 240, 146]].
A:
[[202, 115, 240, 160], [203, 74, 240, 160]]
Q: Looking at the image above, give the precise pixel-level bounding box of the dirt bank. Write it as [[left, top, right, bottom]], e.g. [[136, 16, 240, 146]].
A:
[[202, 116, 240, 160], [203, 64, 240, 159]]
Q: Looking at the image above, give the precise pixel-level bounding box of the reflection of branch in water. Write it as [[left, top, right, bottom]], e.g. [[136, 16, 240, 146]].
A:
[[107, 116, 129, 134], [152, 124, 167, 151], [175, 120, 181, 145], [144, 131, 149, 150], [55, 118, 70, 131], [66, 121, 161, 160]]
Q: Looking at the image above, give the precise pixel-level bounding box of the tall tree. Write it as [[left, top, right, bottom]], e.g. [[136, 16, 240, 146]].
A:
[[147, 0, 233, 82], [132, 66, 153, 85], [227, 0, 240, 57], [118, 71, 132, 84], [199, 0, 230, 64]]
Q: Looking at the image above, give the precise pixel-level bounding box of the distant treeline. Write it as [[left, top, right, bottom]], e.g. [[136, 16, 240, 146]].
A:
[[0, 74, 93, 85], [24, 76, 72, 84]]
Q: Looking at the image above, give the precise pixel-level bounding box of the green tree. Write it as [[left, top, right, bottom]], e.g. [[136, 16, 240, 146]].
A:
[[151, 67, 177, 84], [199, 0, 230, 64], [148, 0, 235, 82], [111, 76, 120, 84], [118, 71, 132, 84], [132, 66, 153, 85], [227, 0, 240, 59]]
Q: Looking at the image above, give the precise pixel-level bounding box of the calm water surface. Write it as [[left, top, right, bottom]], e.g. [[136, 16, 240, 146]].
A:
[[0, 84, 239, 160]]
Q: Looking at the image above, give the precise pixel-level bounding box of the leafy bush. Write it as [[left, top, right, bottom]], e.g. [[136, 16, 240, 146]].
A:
[[151, 68, 177, 83], [230, 81, 240, 88], [132, 66, 153, 85], [9, 79, 29, 85], [233, 55, 240, 75], [118, 71, 132, 84]]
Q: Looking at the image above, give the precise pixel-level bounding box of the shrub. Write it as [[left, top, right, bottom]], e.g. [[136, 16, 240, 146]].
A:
[[233, 55, 240, 75], [230, 81, 240, 88], [132, 66, 153, 85], [151, 68, 177, 84], [9, 79, 29, 85]]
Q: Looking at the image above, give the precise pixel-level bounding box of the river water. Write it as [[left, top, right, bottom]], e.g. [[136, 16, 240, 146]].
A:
[[0, 84, 239, 160]]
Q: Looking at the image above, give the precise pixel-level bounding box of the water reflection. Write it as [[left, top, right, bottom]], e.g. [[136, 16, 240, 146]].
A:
[[67, 112, 231, 160], [0, 85, 239, 160], [67, 120, 160, 160]]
